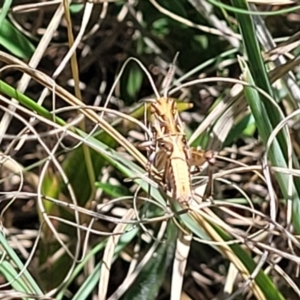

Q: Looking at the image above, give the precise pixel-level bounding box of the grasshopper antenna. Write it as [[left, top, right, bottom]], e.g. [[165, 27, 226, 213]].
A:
[[162, 52, 179, 98]]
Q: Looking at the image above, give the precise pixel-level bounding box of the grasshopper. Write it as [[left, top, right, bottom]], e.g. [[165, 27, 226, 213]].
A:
[[141, 54, 215, 205], [145, 96, 214, 205]]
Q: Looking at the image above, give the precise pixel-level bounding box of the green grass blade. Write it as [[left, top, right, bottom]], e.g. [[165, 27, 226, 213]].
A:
[[180, 211, 285, 300], [0, 233, 43, 295], [214, 225, 285, 300], [0, 0, 12, 29], [123, 223, 177, 300], [210, 0, 300, 16], [0, 80, 65, 125], [0, 260, 33, 296], [0, 19, 35, 59], [232, 0, 300, 232]]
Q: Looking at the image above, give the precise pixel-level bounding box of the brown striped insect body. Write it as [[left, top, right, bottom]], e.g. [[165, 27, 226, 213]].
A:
[[148, 97, 192, 204], [164, 135, 191, 204], [146, 96, 215, 205]]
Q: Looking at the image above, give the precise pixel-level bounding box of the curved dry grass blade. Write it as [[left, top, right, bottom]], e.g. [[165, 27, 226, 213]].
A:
[[224, 263, 239, 295], [149, 0, 240, 39], [0, 51, 151, 173], [251, 5, 300, 106], [187, 80, 244, 147], [162, 52, 179, 98], [171, 231, 192, 300], [99, 209, 136, 300], [0, 2, 65, 142], [190, 209, 266, 300], [187, 0, 240, 48], [186, 52, 300, 148]]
